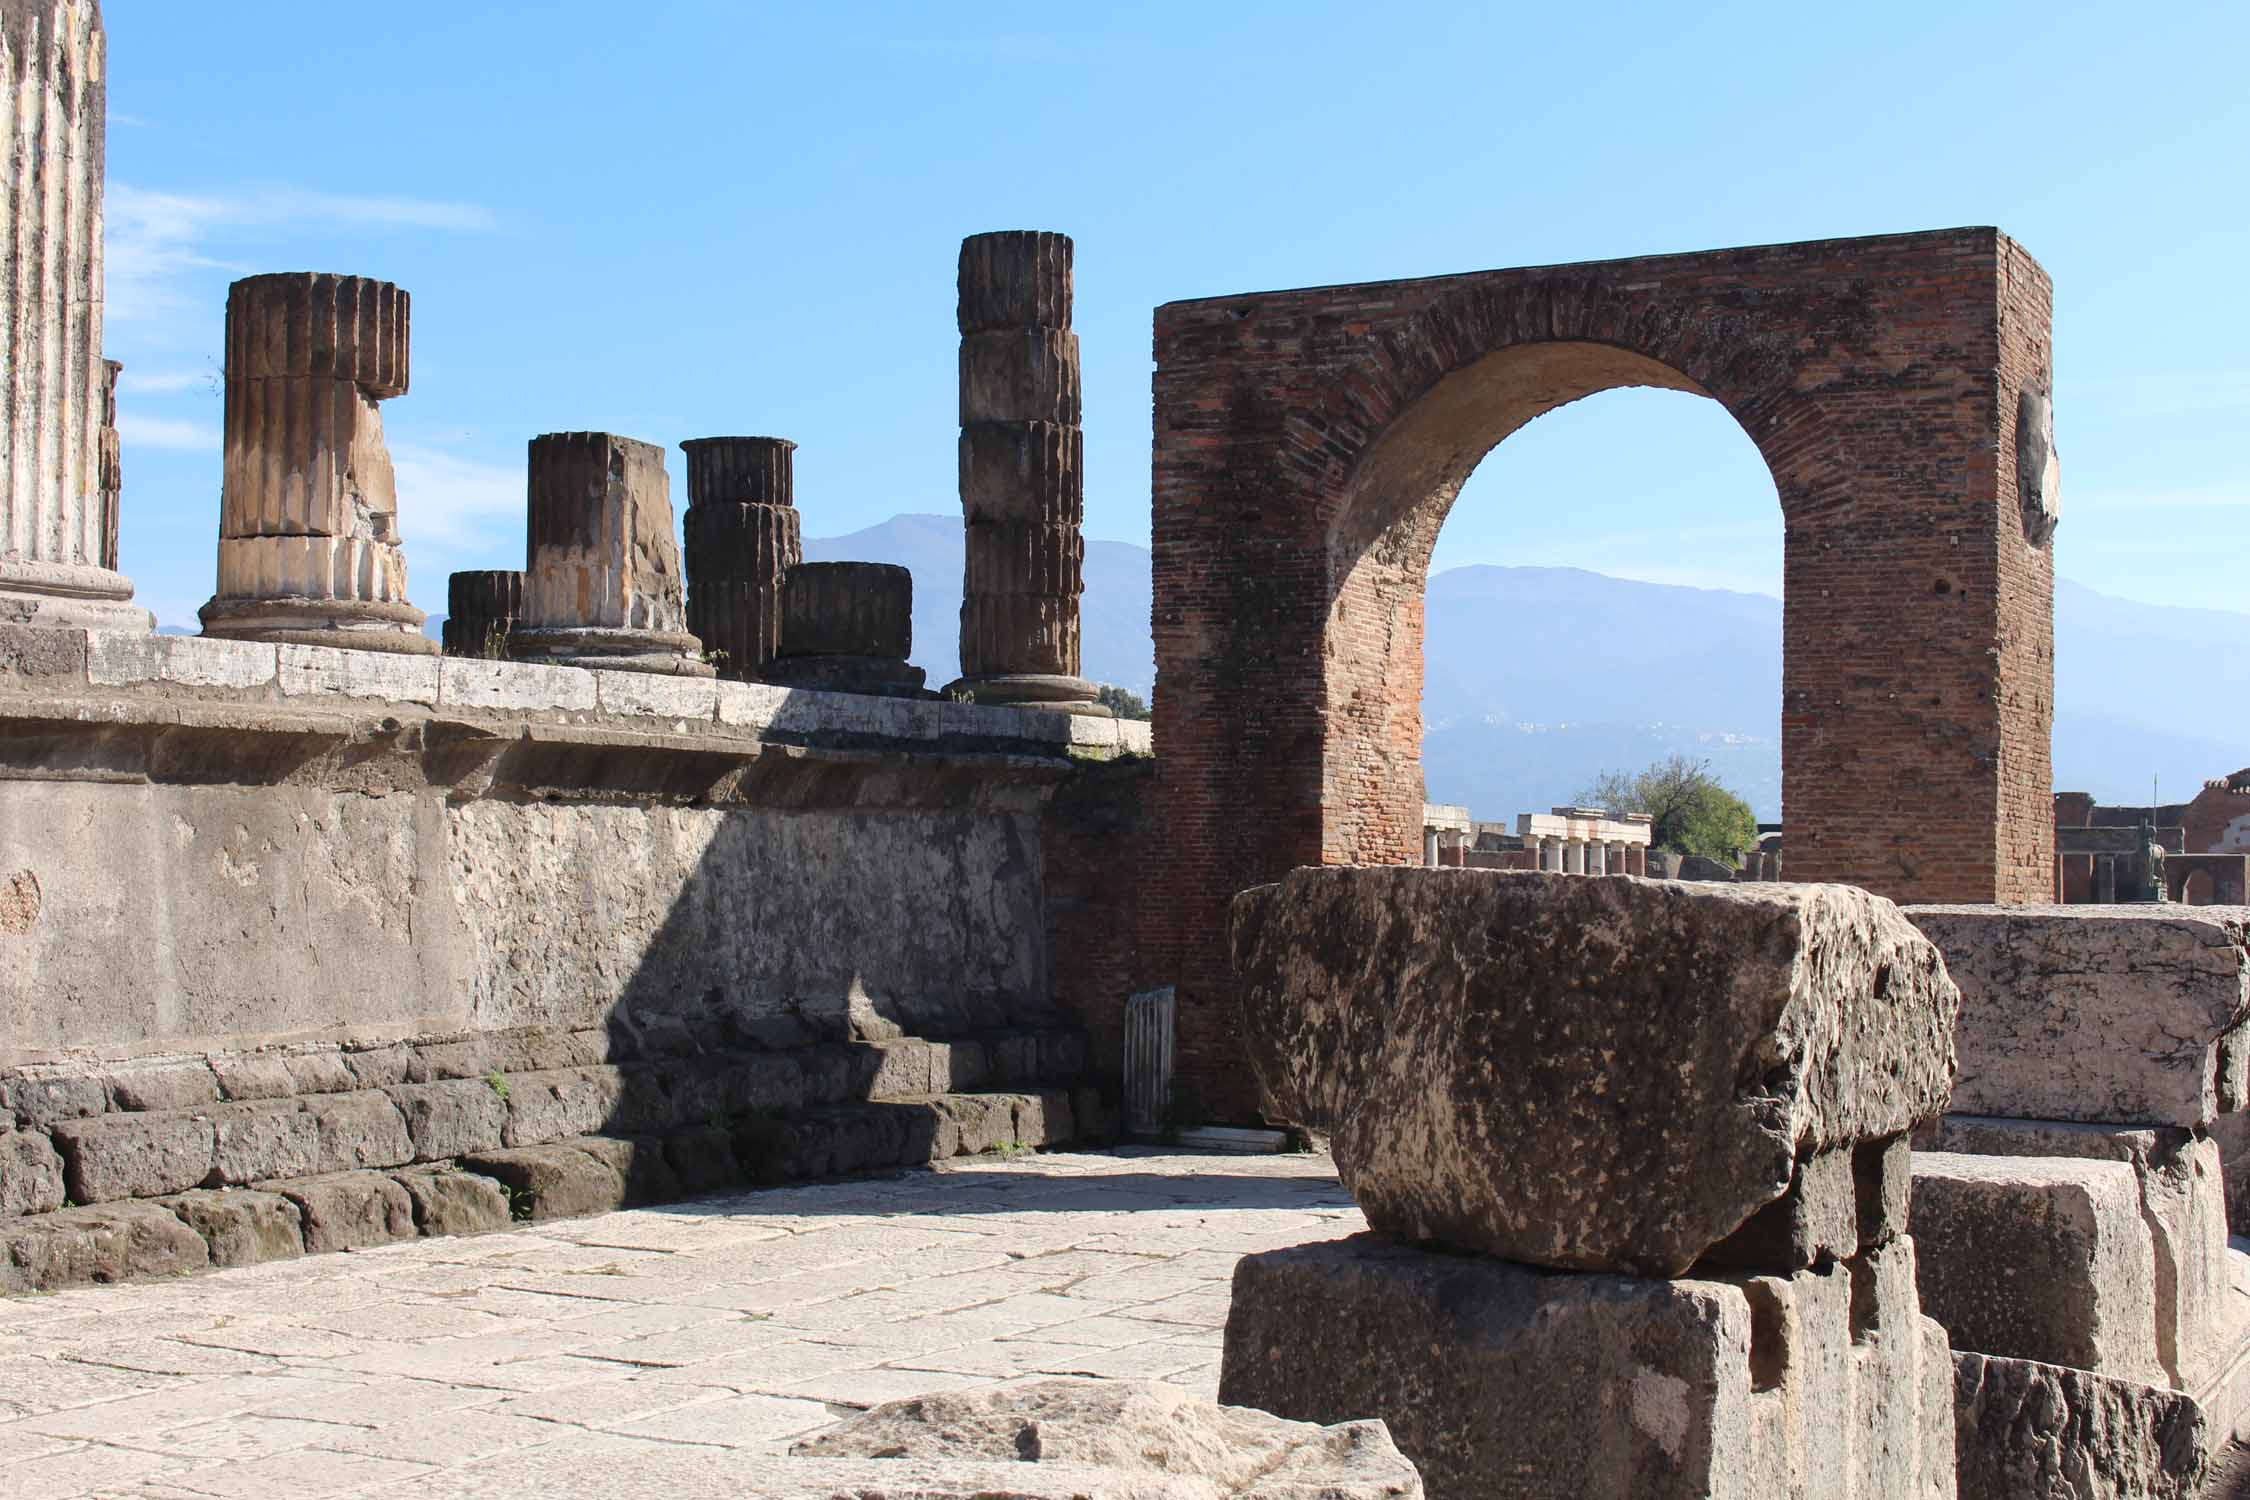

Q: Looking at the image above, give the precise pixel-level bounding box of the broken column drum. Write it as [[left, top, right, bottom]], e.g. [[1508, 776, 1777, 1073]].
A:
[[947, 230, 1104, 714], [441, 569, 523, 658], [767, 561, 926, 697], [198, 273, 436, 653], [509, 431, 711, 676], [679, 435, 800, 680], [0, 0, 151, 631], [1220, 868, 1963, 1499]]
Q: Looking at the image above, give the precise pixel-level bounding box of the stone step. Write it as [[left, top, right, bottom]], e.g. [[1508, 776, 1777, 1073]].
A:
[[0, 1087, 1112, 1294]]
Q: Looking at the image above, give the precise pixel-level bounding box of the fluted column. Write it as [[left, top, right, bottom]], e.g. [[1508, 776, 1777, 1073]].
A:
[[442, 569, 522, 658], [510, 431, 710, 676], [768, 561, 926, 697], [946, 230, 1103, 714], [680, 435, 799, 681], [199, 273, 435, 653], [0, 0, 148, 630]]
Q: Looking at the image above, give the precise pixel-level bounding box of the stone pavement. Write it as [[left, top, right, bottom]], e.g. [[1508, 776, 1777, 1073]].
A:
[[0, 1149, 1358, 1499]]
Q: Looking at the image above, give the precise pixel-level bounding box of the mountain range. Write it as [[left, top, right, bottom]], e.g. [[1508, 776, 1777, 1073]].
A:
[[403, 511, 2241, 823]]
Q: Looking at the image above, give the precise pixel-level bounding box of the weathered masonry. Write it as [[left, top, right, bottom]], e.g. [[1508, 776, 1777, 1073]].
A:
[[1149, 229, 2056, 1114]]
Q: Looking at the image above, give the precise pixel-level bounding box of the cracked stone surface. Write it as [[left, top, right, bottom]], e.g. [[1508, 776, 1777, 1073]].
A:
[[0, 1149, 1357, 1499]]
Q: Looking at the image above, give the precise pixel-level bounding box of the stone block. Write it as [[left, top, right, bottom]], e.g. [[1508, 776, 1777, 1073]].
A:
[[1953, 1351, 2209, 1500], [984, 1030, 1040, 1086], [1234, 869, 1959, 1275], [572, 1135, 681, 1206], [304, 1090, 414, 1173], [1009, 1090, 1070, 1148], [1, 1070, 109, 1129], [1072, 1085, 1119, 1143], [1035, 1028, 1088, 1082], [503, 1067, 628, 1147], [1220, 1232, 1952, 1500], [959, 328, 1082, 425], [104, 1060, 221, 1113], [0, 1128, 66, 1216], [157, 1188, 304, 1268], [276, 644, 440, 704], [1922, 1117, 2233, 1389], [0, 1200, 211, 1294], [866, 1039, 935, 1100], [664, 1124, 741, 1194], [259, 1171, 418, 1253], [1910, 1151, 2163, 1383], [438, 656, 598, 713], [1697, 1143, 1862, 1272], [87, 633, 277, 690], [935, 1093, 1015, 1157], [458, 1144, 627, 1222], [339, 1046, 415, 1090], [930, 1040, 988, 1093], [0, 622, 90, 682], [210, 1100, 324, 1184], [790, 1377, 1422, 1499], [385, 1078, 508, 1161], [1904, 904, 2250, 1126], [209, 1054, 295, 1101], [597, 669, 718, 721], [51, 1110, 217, 1203], [765, 1105, 910, 1181], [390, 1167, 512, 1237]]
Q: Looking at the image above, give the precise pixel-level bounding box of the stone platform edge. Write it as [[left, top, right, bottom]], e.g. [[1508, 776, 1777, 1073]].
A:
[[0, 627, 1152, 760]]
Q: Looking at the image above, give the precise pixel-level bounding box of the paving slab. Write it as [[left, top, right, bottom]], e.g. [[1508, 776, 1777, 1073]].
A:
[[0, 1149, 1353, 1499]]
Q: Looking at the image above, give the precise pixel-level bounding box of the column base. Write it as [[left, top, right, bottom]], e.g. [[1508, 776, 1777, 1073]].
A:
[[763, 655, 929, 699], [942, 673, 1112, 716], [0, 560, 154, 633], [199, 596, 438, 655], [509, 626, 715, 677]]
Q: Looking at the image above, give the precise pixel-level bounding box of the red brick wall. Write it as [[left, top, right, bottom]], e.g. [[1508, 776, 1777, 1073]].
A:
[[1040, 757, 1157, 1091], [1149, 228, 2056, 1119]]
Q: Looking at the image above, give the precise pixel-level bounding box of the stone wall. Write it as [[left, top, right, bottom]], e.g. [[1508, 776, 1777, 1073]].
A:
[[0, 626, 1148, 1285]]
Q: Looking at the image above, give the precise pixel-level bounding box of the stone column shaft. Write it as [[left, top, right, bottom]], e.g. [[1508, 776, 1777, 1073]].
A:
[[0, 0, 148, 629], [680, 436, 799, 680], [767, 561, 925, 697], [442, 569, 522, 659], [200, 273, 432, 652], [948, 230, 1101, 713], [512, 431, 709, 676]]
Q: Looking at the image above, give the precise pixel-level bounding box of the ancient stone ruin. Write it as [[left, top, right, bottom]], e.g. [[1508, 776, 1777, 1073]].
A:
[[510, 431, 711, 675], [442, 567, 523, 658], [198, 273, 437, 654], [680, 435, 800, 681], [768, 560, 926, 697], [1224, 868, 1961, 1497]]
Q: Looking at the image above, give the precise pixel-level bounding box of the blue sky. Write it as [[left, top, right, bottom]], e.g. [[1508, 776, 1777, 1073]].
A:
[[103, 0, 2248, 629]]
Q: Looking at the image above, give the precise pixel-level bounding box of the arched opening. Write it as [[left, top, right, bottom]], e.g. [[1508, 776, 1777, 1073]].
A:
[[1321, 341, 1783, 869]]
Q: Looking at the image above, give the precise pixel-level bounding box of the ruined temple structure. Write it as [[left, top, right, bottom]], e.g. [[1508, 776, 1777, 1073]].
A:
[[510, 431, 712, 676], [0, 0, 150, 633], [680, 435, 800, 681], [947, 231, 1104, 715], [2057, 782, 2250, 905], [767, 561, 928, 697], [1225, 870, 1962, 1496], [196, 274, 437, 654], [1147, 229, 2059, 1118]]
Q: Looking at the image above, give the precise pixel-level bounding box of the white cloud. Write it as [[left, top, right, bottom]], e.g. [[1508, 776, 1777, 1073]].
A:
[[105, 183, 498, 327], [117, 413, 219, 450], [117, 367, 217, 395]]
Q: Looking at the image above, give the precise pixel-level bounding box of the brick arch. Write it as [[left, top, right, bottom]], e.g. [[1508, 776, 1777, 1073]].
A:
[[1148, 228, 2054, 1119]]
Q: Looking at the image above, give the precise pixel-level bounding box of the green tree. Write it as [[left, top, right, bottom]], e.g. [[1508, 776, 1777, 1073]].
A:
[[1575, 755, 1759, 862], [1096, 684, 1152, 721]]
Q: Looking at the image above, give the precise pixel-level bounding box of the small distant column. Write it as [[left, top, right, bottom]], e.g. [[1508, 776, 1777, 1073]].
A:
[[0, 1, 150, 631], [200, 273, 435, 653], [1540, 837, 1561, 872], [510, 432, 711, 676], [1563, 842, 1584, 875], [442, 570, 523, 658], [1628, 846, 1648, 877], [1608, 841, 1627, 875], [767, 562, 927, 698], [946, 230, 1103, 714], [680, 436, 800, 681]]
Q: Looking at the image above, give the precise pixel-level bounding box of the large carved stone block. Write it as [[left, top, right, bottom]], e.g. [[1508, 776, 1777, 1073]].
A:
[[1905, 905, 2250, 1127], [1954, 1352, 2208, 1500], [512, 431, 710, 676], [768, 562, 925, 698], [1232, 868, 1960, 1276], [1221, 1232, 1953, 1500]]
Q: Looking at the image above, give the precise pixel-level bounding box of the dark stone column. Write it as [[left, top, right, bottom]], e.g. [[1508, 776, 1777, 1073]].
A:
[[768, 562, 926, 697], [946, 231, 1105, 714], [510, 431, 710, 676], [442, 570, 523, 658], [680, 436, 800, 681]]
